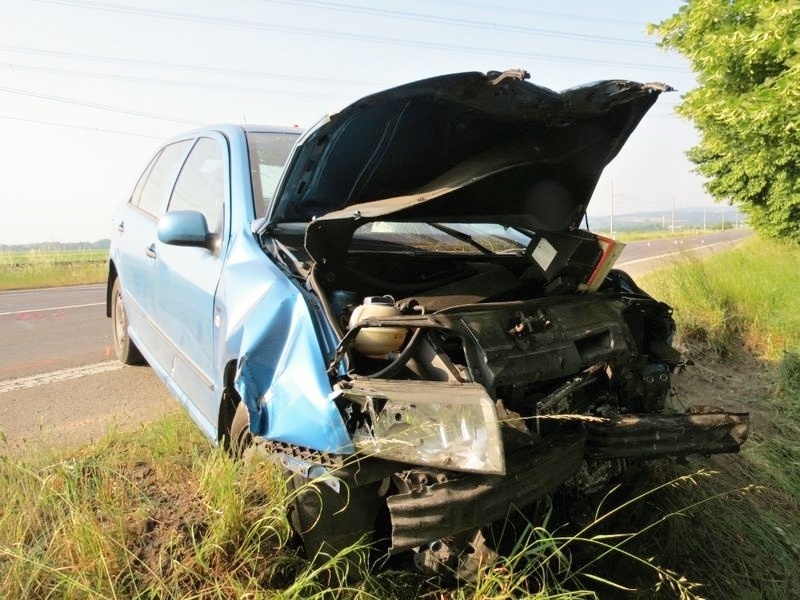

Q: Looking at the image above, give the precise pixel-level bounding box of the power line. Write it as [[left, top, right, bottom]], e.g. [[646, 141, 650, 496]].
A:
[[0, 84, 203, 125], [0, 44, 379, 87], [35, 0, 686, 73], [260, 0, 654, 47], [0, 114, 166, 139], [0, 64, 353, 99], [421, 0, 647, 27]]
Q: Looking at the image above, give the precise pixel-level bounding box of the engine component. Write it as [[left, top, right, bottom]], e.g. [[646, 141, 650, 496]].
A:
[[348, 295, 408, 357]]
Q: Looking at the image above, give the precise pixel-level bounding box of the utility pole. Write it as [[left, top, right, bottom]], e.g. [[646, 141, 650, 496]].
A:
[[671, 195, 675, 232], [609, 179, 614, 239]]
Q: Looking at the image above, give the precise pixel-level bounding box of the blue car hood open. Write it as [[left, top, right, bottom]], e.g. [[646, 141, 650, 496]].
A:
[[264, 70, 671, 264]]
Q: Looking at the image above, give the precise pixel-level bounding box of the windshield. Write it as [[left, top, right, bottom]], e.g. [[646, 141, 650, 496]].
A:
[[247, 132, 300, 218], [352, 222, 532, 255]]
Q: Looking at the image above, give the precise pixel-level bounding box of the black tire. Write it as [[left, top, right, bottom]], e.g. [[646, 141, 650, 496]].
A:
[[230, 401, 253, 458], [230, 400, 376, 576], [111, 277, 144, 365]]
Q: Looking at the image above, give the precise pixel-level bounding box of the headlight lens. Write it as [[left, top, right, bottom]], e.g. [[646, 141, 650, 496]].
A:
[[348, 380, 505, 475]]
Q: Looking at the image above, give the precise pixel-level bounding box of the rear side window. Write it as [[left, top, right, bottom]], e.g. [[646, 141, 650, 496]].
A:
[[135, 140, 192, 217], [168, 138, 225, 236]]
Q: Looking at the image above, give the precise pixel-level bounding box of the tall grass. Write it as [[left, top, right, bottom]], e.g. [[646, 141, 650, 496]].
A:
[[632, 236, 800, 598], [0, 249, 106, 290], [1, 413, 719, 599], [638, 237, 800, 360], [1, 235, 798, 598]]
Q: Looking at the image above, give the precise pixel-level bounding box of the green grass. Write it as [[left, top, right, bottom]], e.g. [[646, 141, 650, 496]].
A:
[[630, 236, 800, 599], [613, 225, 735, 243], [1, 234, 799, 598], [0, 249, 107, 291], [638, 237, 800, 360], [0, 415, 720, 599]]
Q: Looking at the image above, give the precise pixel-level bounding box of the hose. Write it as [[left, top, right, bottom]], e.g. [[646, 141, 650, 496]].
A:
[[364, 303, 426, 379]]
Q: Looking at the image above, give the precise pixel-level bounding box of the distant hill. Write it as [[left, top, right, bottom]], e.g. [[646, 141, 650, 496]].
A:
[[587, 206, 746, 233], [0, 239, 111, 253]]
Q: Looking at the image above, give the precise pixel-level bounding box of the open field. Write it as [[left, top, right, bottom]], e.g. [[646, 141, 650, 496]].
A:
[[0, 249, 106, 291]]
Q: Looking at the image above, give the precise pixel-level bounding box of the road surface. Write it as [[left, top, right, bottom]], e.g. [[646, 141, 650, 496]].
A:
[[0, 229, 751, 455], [0, 284, 174, 455]]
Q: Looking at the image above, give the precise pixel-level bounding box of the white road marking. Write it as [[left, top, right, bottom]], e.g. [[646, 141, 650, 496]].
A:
[[0, 361, 123, 394], [0, 302, 104, 317]]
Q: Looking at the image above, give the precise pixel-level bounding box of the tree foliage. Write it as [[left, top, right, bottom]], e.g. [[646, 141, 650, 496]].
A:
[[650, 0, 800, 241]]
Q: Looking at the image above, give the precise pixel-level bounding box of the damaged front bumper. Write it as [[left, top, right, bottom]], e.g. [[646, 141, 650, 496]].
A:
[[328, 378, 750, 554], [385, 408, 748, 553], [585, 406, 750, 459], [387, 430, 586, 553]]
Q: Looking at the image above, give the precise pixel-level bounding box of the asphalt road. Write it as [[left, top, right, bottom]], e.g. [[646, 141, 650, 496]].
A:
[[615, 228, 751, 277], [0, 229, 751, 455], [0, 284, 174, 455]]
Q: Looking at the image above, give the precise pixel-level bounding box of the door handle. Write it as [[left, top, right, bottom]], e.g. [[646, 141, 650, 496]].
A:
[[117, 221, 125, 233], [145, 243, 157, 259]]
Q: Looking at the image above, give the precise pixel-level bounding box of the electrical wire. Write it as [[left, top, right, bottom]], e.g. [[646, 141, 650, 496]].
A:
[[0, 84, 203, 125], [0, 114, 166, 139], [0, 43, 379, 87], [0, 64, 352, 99], [261, 0, 654, 47], [34, 0, 687, 73]]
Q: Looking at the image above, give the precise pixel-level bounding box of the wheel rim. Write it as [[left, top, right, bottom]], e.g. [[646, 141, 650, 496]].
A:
[[114, 290, 127, 350]]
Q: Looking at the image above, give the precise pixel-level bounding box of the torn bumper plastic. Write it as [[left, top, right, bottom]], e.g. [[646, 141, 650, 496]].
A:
[[386, 430, 586, 553], [383, 407, 749, 554], [585, 406, 750, 459]]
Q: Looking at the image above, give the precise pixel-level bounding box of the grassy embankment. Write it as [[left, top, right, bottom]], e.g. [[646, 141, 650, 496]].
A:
[[1, 237, 798, 598], [0, 248, 107, 291], [613, 225, 734, 243]]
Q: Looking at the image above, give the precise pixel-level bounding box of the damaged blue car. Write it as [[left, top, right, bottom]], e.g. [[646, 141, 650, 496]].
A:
[[107, 69, 749, 575]]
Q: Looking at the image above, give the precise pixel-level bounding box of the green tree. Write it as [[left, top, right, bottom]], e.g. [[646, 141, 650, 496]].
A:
[[651, 0, 800, 241]]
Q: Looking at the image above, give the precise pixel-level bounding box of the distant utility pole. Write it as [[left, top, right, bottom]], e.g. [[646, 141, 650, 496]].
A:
[[609, 180, 614, 239], [671, 195, 675, 232]]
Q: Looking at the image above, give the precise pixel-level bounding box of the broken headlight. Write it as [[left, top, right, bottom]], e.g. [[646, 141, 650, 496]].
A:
[[345, 380, 505, 475]]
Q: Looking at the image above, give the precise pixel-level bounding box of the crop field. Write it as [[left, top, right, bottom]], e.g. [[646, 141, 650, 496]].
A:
[[0, 248, 106, 291]]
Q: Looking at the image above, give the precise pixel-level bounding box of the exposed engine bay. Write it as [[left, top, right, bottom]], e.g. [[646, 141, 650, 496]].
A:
[[266, 225, 749, 574]]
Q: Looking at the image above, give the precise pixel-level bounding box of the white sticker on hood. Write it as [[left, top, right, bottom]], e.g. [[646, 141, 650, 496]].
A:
[[532, 237, 557, 272]]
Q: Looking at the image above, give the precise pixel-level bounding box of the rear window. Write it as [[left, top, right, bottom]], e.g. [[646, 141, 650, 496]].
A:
[[134, 140, 192, 217]]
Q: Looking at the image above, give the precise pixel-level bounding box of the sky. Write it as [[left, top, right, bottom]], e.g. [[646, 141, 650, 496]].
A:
[[0, 0, 707, 245]]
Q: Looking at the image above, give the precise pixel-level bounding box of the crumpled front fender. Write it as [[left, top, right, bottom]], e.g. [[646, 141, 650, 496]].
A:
[[233, 282, 354, 454]]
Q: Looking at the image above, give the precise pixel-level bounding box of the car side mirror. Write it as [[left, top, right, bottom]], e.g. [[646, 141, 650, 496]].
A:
[[157, 210, 215, 251]]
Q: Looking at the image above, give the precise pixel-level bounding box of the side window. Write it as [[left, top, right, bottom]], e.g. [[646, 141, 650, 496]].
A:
[[137, 140, 192, 217], [129, 154, 158, 207], [168, 138, 225, 236]]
